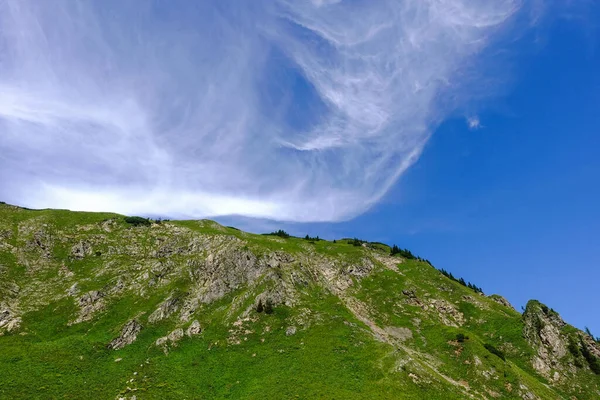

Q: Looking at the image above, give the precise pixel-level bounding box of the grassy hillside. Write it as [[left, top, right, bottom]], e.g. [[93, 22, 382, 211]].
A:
[[0, 203, 599, 399]]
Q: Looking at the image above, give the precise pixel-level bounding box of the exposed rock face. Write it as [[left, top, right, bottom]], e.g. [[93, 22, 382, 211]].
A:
[[0, 308, 21, 332], [194, 245, 265, 304], [489, 295, 515, 311], [74, 291, 105, 323], [168, 328, 184, 342], [109, 320, 142, 350], [71, 240, 93, 259], [583, 335, 600, 358], [384, 326, 413, 342], [148, 297, 180, 323], [345, 258, 374, 278], [428, 299, 464, 327], [522, 301, 568, 377], [24, 228, 54, 259]]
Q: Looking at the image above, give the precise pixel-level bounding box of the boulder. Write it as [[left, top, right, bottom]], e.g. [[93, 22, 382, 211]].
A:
[[186, 320, 202, 336]]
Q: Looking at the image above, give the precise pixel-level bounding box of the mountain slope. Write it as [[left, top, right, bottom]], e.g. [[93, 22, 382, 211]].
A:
[[0, 203, 599, 399]]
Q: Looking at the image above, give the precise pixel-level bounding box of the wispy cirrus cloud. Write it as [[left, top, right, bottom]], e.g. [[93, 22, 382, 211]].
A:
[[0, 0, 533, 221]]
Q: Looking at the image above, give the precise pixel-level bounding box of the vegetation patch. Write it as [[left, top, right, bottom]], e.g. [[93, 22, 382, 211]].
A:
[[438, 268, 484, 294], [484, 343, 506, 361], [124, 216, 151, 227]]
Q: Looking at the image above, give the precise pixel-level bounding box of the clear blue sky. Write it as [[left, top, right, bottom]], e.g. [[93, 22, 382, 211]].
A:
[[1, 2, 598, 333]]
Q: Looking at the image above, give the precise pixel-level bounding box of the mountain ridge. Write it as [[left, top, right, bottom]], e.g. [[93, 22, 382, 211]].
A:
[[0, 202, 599, 399]]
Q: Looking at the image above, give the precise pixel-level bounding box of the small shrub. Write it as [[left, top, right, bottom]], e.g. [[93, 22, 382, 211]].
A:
[[390, 245, 416, 259], [264, 299, 274, 314], [304, 234, 321, 241], [580, 337, 600, 375], [568, 338, 581, 358], [265, 230, 290, 239], [456, 333, 469, 343], [438, 268, 484, 294], [124, 216, 151, 227], [484, 343, 506, 361]]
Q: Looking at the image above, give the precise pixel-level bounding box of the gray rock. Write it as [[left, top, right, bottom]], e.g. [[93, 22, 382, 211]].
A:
[[168, 328, 184, 342], [156, 328, 186, 349], [148, 297, 180, 323], [67, 283, 79, 296], [489, 294, 515, 310], [523, 301, 568, 377], [74, 290, 105, 323], [109, 320, 142, 350], [582, 334, 600, 359], [186, 320, 202, 336], [286, 326, 297, 336], [71, 240, 93, 259], [0, 308, 21, 332]]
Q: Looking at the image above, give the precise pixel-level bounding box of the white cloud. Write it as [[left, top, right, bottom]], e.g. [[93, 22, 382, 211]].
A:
[[0, 0, 525, 221], [467, 116, 483, 130]]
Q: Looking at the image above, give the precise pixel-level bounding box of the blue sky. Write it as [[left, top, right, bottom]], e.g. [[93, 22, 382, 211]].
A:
[[0, 2, 599, 332]]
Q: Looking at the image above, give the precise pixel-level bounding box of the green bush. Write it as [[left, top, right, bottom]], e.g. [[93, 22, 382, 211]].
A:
[[568, 337, 581, 358], [390, 245, 416, 259], [351, 238, 363, 247], [304, 234, 321, 241], [456, 333, 469, 343], [264, 299, 274, 314], [580, 337, 600, 375], [438, 268, 484, 294], [124, 216, 151, 227], [484, 343, 506, 361], [264, 230, 290, 239]]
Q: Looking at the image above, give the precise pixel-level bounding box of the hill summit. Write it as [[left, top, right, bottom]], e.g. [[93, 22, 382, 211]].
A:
[[0, 202, 599, 399]]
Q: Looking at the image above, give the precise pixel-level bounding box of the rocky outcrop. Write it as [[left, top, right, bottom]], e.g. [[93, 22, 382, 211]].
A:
[[181, 248, 294, 320], [156, 328, 186, 352], [148, 297, 180, 323], [74, 291, 105, 323], [109, 320, 142, 350], [489, 294, 515, 311], [71, 240, 93, 259], [582, 334, 600, 358], [428, 299, 464, 327], [0, 307, 21, 332], [522, 300, 568, 377], [186, 320, 202, 337], [24, 227, 54, 260]]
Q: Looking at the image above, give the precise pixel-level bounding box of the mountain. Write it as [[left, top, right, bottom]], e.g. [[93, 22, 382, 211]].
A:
[[0, 202, 599, 399]]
